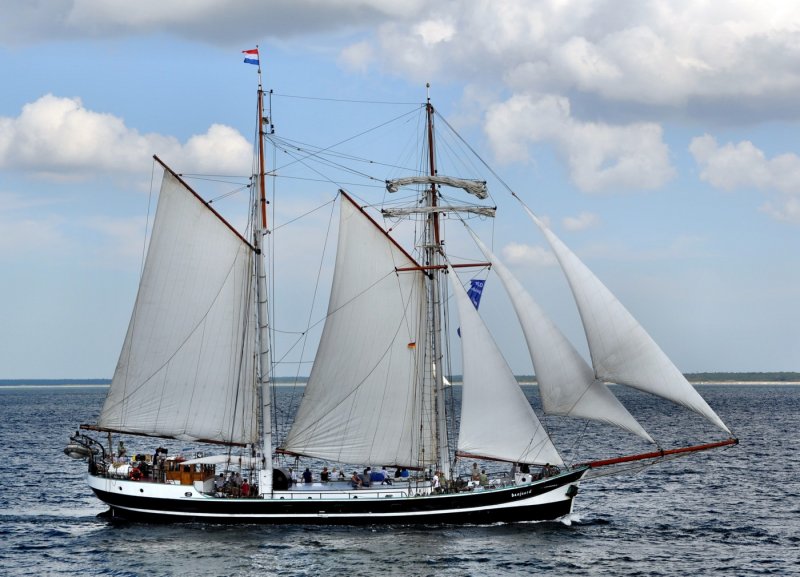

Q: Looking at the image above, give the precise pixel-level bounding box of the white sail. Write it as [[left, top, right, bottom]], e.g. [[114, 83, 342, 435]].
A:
[[386, 175, 488, 199], [99, 169, 259, 444], [449, 265, 563, 466], [282, 193, 436, 467], [522, 206, 731, 434], [470, 233, 654, 443]]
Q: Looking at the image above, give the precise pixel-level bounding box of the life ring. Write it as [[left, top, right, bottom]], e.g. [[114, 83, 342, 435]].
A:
[[129, 467, 142, 481]]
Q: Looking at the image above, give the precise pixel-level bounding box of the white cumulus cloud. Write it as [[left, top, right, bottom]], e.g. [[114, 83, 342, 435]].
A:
[[362, 0, 800, 120], [0, 0, 426, 45], [563, 211, 599, 231], [690, 134, 800, 224], [414, 19, 456, 46], [501, 241, 557, 267], [0, 94, 252, 180], [339, 40, 374, 73], [485, 93, 675, 192], [5, 1, 800, 125]]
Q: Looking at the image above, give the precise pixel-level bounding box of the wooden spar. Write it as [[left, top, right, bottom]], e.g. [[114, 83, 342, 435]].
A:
[[577, 437, 739, 469], [79, 424, 248, 447], [457, 450, 542, 465], [396, 262, 491, 272], [253, 47, 275, 494], [258, 86, 268, 230], [426, 91, 439, 246], [153, 155, 257, 253], [338, 190, 423, 269], [426, 85, 450, 479]]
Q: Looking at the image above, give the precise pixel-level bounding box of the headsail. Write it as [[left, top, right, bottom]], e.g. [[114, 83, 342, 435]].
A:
[[97, 166, 259, 445], [449, 265, 563, 465], [281, 192, 436, 467], [469, 232, 654, 443], [521, 204, 731, 435]]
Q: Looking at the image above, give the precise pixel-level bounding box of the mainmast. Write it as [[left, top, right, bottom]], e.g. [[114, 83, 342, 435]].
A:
[[384, 87, 491, 479], [253, 47, 273, 495], [425, 85, 452, 480]]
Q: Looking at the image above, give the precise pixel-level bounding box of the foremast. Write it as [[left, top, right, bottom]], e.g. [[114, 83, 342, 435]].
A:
[[253, 49, 273, 495]]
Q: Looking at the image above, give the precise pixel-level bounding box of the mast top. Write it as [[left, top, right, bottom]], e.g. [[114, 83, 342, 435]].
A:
[[256, 44, 262, 89]]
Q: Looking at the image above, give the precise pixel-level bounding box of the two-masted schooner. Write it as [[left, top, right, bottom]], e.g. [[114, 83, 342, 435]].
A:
[[66, 53, 736, 523]]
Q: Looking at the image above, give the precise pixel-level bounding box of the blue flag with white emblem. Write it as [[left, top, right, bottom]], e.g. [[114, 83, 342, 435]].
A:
[[458, 279, 486, 337], [466, 279, 485, 309]]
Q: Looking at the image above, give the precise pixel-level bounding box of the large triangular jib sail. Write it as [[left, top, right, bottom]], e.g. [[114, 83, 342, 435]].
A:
[[281, 192, 436, 467], [520, 205, 731, 435], [448, 264, 563, 466], [97, 167, 259, 445], [469, 231, 655, 443]]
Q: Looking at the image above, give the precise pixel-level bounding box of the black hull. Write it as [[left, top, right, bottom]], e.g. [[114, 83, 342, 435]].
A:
[[91, 468, 585, 525]]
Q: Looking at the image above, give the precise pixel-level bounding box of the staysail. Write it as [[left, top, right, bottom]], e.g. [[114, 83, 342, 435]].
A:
[[281, 192, 436, 466], [97, 167, 259, 445], [522, 205, 731, 434], [469, 232, 654, 443], [449, 265, 563, 465]]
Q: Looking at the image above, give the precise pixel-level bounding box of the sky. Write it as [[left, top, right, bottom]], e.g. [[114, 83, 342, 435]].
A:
[[1, 0, 798, 379]]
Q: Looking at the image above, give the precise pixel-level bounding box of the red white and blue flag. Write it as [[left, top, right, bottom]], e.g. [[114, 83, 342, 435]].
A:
[[242, 48, 259, 66]]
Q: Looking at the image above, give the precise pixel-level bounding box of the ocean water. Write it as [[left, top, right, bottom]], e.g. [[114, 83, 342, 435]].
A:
[[0, 384, 798, 576]]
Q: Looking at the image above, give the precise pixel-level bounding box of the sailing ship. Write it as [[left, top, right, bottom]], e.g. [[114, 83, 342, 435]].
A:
[[66, 56, 737, 524]]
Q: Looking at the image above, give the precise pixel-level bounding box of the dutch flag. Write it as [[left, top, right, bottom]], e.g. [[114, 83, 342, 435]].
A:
[[242, 48, 259, 66]]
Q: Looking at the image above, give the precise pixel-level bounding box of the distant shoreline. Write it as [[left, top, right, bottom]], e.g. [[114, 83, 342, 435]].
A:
[[0, 384, 112, 389], [2, 373, 799, 388]]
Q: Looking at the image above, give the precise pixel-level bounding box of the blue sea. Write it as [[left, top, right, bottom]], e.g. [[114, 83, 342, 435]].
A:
[[0, 384, 798, 576]]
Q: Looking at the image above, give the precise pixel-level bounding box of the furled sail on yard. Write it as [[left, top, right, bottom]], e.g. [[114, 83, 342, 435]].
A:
[[98, 167, 259, 445], [469, 232, 654, 443], [522, 205, 731, 434], [449, 265, 563, 465], [282, 192, 436, 466]]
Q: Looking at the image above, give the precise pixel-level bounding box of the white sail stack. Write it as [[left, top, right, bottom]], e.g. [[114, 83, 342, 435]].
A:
[[522, 205, 731, 435], [99, 169, 259, 445], [469, 232, 654, 443]]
